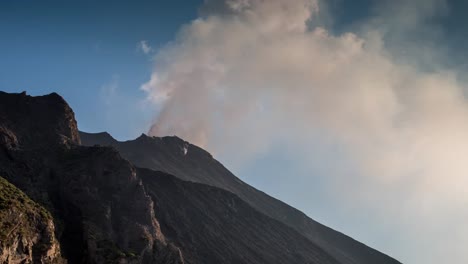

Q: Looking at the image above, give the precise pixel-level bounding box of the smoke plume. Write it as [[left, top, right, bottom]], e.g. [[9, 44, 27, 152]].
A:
[[142, 0, 468, 263]]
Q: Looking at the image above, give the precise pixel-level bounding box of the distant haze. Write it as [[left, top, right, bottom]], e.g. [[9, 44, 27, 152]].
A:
[[142, 0, 468, 263]]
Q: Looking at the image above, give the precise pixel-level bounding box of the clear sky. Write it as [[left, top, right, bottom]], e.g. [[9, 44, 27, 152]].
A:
[[2, 1, 468, 263]]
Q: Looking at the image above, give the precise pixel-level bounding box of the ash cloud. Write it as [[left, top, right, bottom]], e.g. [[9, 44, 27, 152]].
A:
[[141, 0, 468, 263]]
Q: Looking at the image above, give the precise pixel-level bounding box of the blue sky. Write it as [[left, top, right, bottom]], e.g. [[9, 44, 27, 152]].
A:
[[2, 0, 468, 140], [0, 0, 203, 139], [0, 0, 377, 142], [1, 0, 464, 136], [2, 1, 468, 263]]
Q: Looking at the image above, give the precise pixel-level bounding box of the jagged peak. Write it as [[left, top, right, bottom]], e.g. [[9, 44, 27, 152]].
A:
[[0, 91, 81, 146], [0, 91, 67, 104], [0, 90, 27, 97], [80, 130, 214, 159], [135, 133, 153, 141], [132, 133, 186, 146]]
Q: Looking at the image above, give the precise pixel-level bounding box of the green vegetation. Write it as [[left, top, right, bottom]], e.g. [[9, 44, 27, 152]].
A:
[[0, 176, 52, 243]]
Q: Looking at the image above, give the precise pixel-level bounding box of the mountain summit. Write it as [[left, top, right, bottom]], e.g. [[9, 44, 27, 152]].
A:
[[80, 133, 401, 264]]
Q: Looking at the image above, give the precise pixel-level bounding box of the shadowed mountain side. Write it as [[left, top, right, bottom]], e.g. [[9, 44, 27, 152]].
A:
[[0, 90, 401, 264], [138, 168, 340, 264], [80, 131, 402, 264], [0, 92, 184, 264], [0, 91, 341, 264], [54, 146, 184, 264]]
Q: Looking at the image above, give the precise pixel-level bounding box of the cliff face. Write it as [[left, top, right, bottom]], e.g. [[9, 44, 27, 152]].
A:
[[80, 132, 402, 264], [54, 146, 184, 264], [0, 92, 183, 264], [0, 176, 62, 263], [0, 91, 80, 148]]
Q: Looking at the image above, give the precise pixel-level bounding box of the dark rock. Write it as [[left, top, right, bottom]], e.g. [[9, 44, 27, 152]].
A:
[[80, 132, 402, 264], [53, 145, 183, 264], [139, 168, 340, 264], [0, 91, 183, 264], [0, 90, 401, 264], [0, 91, 80, 149]]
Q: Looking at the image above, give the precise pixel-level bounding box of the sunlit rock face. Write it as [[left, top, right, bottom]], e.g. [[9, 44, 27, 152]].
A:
[[0, 176, 62, 264]]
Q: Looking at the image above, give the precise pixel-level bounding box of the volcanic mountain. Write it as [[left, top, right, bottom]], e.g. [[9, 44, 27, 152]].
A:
[[0, 91, 401, 264], [80, 132, 401, 264]]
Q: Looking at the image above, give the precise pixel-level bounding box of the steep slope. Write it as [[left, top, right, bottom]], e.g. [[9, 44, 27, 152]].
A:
[[0, 176, 62, 263], [0, 91, 348, 264], [80, 132, 402, 264], [139, 168, 340, 264], [52, 146, 184, 264], [0, 91, 183, 264]]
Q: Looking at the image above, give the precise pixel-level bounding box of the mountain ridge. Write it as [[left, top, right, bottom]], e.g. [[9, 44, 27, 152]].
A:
[[0, 91, 378, 264], [80, 130, 401, 264]]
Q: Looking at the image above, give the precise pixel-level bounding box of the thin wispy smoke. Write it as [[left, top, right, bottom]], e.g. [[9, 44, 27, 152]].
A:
[[141, 0, 468, 263], [137, 40, 153, 54]]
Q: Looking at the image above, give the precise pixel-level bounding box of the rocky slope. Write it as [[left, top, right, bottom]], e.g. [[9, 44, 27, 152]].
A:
[[0, 176, 62, 263], [0, 91, 183, 263], [80, 133, 402, 264], [0, 90, 401, 264], [52, 146, 184, 264], [139, 168, 340, 264]]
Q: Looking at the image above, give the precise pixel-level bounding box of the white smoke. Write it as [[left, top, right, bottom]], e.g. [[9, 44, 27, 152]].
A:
[[137, 40, 153, 54], [141, 0, 468, 263]]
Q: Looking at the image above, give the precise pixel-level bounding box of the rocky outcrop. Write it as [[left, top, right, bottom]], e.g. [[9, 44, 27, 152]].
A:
[[0, 91, 80, 149], [0, 92, 183, 264], [54, 146, 184, 264], [0, 176, 62, 263]]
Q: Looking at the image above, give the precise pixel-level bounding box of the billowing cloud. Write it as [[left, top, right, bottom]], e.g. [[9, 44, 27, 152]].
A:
[[141, 0, 468, 263]]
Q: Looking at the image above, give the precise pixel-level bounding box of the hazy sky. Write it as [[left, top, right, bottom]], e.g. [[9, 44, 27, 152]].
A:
[[2, 1, 468, 263]]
